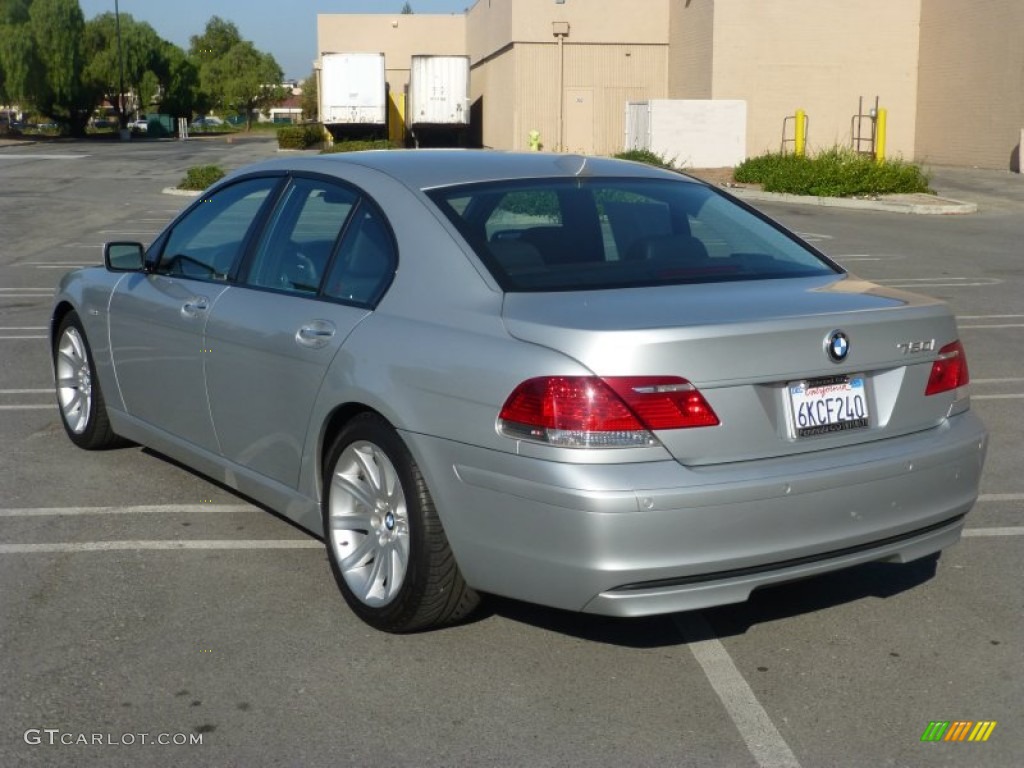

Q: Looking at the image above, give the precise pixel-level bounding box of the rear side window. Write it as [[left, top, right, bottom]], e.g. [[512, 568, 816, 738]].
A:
[[322, 204, 396, 306], [244, 178, 357, 295], [427, 178, 839, 292]]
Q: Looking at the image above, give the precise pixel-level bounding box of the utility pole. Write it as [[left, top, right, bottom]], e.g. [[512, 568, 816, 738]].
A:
[[115, 0, 127, 132]]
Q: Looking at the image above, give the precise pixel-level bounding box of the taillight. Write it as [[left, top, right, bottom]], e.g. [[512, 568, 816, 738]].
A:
[[925, 340, 970, 396], [498, 376, 719, 448]]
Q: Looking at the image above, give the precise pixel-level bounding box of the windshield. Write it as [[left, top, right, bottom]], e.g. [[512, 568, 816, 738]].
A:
[[427, 178, 839, 292]]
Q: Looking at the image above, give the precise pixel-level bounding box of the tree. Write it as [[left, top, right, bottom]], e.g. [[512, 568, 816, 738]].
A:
[[401, 2, 414, 14], [203, 41, 283, 129], [82, 12, 166, 125], [0, 1, 40, 110], [300, 69, 317, 122], [23, 0, 96, 135], [154, 42, 200, 120]]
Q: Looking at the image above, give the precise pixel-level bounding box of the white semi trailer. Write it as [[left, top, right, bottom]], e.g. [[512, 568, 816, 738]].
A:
[[406, 55, 470, 147], [320, 52, 387, 138]]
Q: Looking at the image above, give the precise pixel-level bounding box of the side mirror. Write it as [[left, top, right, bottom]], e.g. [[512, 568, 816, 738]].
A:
[[104, 242, 146, 272]]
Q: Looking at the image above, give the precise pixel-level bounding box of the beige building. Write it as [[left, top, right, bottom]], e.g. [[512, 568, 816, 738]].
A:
[[317, 0, 1024, 170]]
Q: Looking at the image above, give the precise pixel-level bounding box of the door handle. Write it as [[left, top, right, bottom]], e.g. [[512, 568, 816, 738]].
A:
[[296, 320, 336, 349], [180, 296, 210, 317]]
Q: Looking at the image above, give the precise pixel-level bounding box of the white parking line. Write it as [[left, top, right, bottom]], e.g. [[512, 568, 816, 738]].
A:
[[972, 378, 1024, 385], [875, 277, 1002, 288], [0, 328, 47, 332], [0, 335, 47, 340], [0, 405, 53, 410], [959, 314, 1024, 320], [0, 389, 51, 394], [961, 324, 1024, 329], [972, 394, 1024, 400], [0, 540, 322, 554], [962, 527, 1024, 537], [978, 493, 1024, 502], [0, 154, 88, 160], [0, 504, 255, 517], [674, 613, 801, 768]]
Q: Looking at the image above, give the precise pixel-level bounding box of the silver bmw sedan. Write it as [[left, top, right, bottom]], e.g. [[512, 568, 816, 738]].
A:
[[51, 150, 987, 632]]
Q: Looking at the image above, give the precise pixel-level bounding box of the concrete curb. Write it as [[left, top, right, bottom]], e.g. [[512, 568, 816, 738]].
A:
[[722, 186, 977, 215]]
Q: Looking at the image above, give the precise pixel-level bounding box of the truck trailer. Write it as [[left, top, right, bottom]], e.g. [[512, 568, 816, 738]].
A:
[[320, 52, 387, 139], [406, 55, 470, 147]]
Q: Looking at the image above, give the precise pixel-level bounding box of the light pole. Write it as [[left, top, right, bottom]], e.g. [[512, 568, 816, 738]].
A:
[[115, 0, 126, 131]]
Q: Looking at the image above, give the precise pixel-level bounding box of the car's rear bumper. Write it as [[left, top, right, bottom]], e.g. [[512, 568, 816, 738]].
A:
[[403, 410, 987, 615]]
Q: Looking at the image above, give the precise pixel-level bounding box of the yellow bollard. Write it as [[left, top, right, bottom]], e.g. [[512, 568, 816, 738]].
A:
[[875, 108, 887, 162], [794, 109, 806, 157]]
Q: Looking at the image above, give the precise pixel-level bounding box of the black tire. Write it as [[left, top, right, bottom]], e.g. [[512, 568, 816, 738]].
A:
[[53, 311, 120, 450], [322, 413, 479, 632]]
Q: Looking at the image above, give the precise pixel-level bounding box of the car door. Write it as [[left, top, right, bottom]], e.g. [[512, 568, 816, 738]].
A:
[[203, 176, 398, 489], [109, 176, 281, 451]]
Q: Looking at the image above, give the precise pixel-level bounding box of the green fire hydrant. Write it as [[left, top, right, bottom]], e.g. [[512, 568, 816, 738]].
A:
[[528, 130, 541, 152]]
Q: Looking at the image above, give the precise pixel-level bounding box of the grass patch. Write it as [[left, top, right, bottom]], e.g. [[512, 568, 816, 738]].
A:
[[734, 147, 931, 197], [179, 165, 226, 191], [613, 149, 677, 170]]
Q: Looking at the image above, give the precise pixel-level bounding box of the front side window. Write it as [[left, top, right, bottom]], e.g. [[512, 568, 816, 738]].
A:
[[156, 177, 279, 281], [244, 178, 357, 295], [427, 178, 840, 292]]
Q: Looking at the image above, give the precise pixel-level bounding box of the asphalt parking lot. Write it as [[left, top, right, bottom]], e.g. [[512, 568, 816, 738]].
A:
[[1, 136, 1021, 767]]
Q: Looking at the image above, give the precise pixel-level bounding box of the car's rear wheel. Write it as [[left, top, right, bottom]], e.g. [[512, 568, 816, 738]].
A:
[[53, 312, 119, 450], [322, 413, 479, 632]]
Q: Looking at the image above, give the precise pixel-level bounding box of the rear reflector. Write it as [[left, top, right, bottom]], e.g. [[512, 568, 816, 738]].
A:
[[498, 376, 719, 448], [925, 340, 970, 396]]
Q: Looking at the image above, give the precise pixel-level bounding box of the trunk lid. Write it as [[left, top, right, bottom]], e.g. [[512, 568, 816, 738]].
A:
[[502, 275, 963, 465]]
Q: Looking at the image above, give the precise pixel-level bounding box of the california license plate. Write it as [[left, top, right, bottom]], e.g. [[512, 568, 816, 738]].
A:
[[788, 374, 870, 438]]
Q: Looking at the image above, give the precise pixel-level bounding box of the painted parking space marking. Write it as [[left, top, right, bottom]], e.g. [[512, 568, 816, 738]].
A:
[[977, 493, 1024, 502], [0, 405, 53, 410], [0, 154, 89, 160], [674, 613, 801, 768], [874, 277, 1003, 288], [0, 388, 51, 394], [0, 335, 47, 340], [962, 527, 1024, 537], [795, 231, 833, 243], [972, 394, 1024, 400], [0, 539, 322, 554], [0, 504, 257, 517]]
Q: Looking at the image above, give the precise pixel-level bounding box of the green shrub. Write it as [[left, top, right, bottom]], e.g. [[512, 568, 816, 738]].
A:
[[277, 124, 324, 150], [613, 149, 677, 169], [735, 147, 931, 197], [320, 139, 397, 154], [179, 165, 225, 191]]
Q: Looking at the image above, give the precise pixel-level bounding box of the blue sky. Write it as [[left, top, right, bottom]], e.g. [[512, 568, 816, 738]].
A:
[[77, 1, 471, 81]]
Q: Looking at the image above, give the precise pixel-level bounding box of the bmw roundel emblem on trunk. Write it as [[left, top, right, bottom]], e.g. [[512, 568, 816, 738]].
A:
[[825, 330, 850, 363]]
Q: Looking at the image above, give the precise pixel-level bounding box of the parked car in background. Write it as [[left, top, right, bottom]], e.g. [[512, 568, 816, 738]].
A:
[[190, 115, 224, 130], [129, 116, 148, 133], [50, 151, 987, 633]]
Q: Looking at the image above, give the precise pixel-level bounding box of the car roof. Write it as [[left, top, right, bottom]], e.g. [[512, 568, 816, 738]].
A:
[[237, 150, 696, 191]]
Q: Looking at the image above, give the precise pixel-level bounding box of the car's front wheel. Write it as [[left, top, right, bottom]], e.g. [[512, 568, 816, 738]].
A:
[[322, 413, 479, 632], [53, 311, 120, 450]]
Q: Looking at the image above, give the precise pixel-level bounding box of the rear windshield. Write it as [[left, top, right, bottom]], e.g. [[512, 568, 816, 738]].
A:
[[427, 178, 839, 292]]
